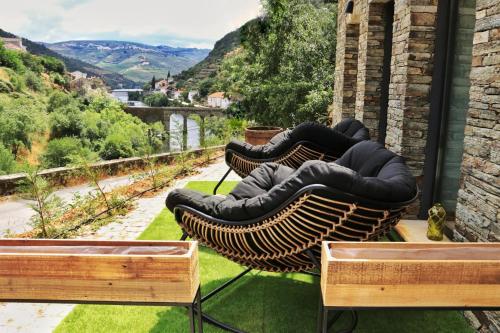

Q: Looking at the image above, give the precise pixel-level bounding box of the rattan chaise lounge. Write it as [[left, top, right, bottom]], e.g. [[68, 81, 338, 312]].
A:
[[167, 140, 417, 273], [213, 119, 370, 194]]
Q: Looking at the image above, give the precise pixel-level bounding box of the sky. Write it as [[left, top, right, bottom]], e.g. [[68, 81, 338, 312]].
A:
[[0, 0, 262, 49]]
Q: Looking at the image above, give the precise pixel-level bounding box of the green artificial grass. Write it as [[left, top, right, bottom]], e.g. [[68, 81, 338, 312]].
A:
[[55, 181, 474, 333]]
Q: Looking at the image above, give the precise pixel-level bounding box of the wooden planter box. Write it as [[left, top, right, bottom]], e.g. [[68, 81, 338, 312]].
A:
[[0, 239, 199, 305], [321, 242, 500, 308]]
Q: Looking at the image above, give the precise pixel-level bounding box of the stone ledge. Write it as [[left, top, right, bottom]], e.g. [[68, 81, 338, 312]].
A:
[[0, 146, 224, 196]]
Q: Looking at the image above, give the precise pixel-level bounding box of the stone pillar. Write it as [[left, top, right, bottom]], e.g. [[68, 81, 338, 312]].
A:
[[354, 1, 391, 140], [385, 1, 437, 176], [331, 0, 360, 125], [162, 112, 171, 152], [199, 116, 206, 147], [182, 114, 188, 151]]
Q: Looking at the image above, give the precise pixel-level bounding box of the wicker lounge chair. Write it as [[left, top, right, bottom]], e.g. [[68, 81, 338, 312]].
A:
[[223, 118, 370, 180], [167, 140, 417, 273]]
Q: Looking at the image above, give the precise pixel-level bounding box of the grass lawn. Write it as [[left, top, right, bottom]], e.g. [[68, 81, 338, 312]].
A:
[[55, 181, 474, 333]]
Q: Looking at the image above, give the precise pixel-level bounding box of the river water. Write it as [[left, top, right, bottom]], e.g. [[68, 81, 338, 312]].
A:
[[168, 113, 200, 151]]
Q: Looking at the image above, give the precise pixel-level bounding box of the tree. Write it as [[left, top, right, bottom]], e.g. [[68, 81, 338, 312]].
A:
[[215, 0, 337, 127], [167, 71, 171, 79], [144, 92, 169, 107], [0, 143, 16, 175], [151, 76, 156, 91]]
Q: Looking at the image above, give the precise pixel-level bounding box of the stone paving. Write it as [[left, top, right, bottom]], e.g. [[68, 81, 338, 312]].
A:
[[0, 159, 240, 333]]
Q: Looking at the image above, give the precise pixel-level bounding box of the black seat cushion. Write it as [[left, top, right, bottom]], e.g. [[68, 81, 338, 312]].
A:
[[167, 141, 416, 222], [225, 118, 370, 161]]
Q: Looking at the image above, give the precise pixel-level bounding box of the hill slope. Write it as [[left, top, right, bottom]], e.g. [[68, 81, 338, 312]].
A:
[[174, 26, 243, 87], [45, 40, 210, 83], [0, 29, 137, 89]]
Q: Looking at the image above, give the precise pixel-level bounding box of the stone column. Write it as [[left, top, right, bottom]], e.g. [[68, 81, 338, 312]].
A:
[[162, 112, 171, 152], [354, 1, 389, 140], [331, 0, 360, 125], [182, 114, 188, 151]]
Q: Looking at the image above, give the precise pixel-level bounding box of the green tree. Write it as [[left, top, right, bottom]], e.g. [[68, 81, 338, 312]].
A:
[[0, 143, 16, 175], [49, 104, 83, 138], [0, 42, 24, 71], [215, 0, 337, 127], [151, 76, 156, 91], [144, 92, 169, 107], [0, 99, 46, 157], [41, 137, 95, 168]]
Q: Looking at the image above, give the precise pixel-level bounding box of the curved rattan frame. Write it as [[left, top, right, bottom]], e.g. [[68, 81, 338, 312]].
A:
[[173, 185, 415, 273], [226, 141, 338, 178]]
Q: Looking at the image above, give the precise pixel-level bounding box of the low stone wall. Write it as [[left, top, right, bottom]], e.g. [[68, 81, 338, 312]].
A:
[[0, 146, 224, 196]]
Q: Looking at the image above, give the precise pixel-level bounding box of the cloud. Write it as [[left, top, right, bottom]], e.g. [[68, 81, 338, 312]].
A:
[[0, 0, 262, 48]]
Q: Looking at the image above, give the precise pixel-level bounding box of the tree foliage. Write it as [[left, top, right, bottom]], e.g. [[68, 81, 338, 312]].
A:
[[0, 143, 16, 175], [144, 92, 169, 107], [215, 0, 337, 127]]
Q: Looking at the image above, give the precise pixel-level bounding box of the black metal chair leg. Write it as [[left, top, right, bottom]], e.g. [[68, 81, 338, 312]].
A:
[[195, 287, 203, 333], [180, 232, 189, 241], [188, 302, 196, 333], [213, 167, 233, 195]]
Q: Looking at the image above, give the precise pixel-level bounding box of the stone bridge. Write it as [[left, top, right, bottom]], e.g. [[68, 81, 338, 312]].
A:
[[125, 106, 225, 150]]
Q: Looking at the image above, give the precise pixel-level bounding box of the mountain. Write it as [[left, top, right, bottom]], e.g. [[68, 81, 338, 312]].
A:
[[45, 40, 210, 83], [174, 27, 243, 87], [0, 29, 137, 89]]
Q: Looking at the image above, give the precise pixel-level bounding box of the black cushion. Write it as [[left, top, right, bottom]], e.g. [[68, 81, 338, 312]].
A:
[[167, 141, 416, 222], [225, 118, 370, 162]]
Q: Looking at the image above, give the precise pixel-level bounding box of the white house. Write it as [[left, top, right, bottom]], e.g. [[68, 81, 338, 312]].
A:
[[111, 89, 143, 103], [207, 92, 231, 109]]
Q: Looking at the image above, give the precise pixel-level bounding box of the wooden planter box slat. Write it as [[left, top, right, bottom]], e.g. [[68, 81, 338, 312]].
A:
[[321, 242, 500, 308], [0, 239, 199, 304]]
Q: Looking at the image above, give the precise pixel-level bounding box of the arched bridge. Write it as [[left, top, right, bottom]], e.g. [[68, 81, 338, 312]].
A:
[[124, 106, 225, 150]]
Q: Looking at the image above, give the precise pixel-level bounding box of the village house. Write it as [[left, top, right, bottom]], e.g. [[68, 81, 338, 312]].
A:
[[155, 79, 169, 94], [0, 37, 26, 52], [207, 91, 231, 109], [332, 0, 498, 328], [111, 88, 143, 103], [188, 90, 199, 103]]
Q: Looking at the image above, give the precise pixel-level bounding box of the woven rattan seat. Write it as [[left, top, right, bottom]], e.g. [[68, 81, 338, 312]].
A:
[[166, 141, 417, 272]]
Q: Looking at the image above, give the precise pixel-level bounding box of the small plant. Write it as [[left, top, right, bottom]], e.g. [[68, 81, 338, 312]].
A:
[[17, 164, 64, 238], [72, 154, 112, 213]]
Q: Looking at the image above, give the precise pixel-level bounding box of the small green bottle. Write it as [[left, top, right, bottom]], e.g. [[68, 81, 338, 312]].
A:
[[427, 203, 446, 241]]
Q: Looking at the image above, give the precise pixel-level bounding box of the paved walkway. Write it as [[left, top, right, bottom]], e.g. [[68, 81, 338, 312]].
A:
[[0, 159, 240, 333]]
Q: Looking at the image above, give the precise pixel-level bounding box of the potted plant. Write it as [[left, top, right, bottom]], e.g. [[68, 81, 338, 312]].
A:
[[244, 126, 283, 145]]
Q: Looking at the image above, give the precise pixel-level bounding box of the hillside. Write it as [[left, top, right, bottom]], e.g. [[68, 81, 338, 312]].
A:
[[46, 40, 210, 83], [0, 29, 137, 89], [174, 26, 243, 88]]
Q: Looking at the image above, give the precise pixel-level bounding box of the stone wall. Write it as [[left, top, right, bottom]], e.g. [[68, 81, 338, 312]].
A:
[[332, 0, 359, 124], [455, 0, 499, 243]]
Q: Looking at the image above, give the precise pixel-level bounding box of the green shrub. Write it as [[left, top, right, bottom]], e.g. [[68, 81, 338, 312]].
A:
[[20, 52, 44, 74], [24, 70, 44, 92], [51, 73, 68, 87], [0, 143, 16, 175], [99, 132, 135, 160], [0, 43, 24, 71], [0, 80, 14, 93], [47, 91, 78, 113], [40, 56, 65, 75], [0, 97, 46, 156], [41, 137, 94, 168], [49, 104, 83, 138], [144, 93, 169, 107]]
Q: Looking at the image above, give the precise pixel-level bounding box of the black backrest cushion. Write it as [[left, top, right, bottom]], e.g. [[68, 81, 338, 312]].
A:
[[332, 118, 370, 141], [225, 120, 369, 161]]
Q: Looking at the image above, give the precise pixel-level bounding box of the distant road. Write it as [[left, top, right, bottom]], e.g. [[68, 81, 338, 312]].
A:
[[0, 175, 135, 237]]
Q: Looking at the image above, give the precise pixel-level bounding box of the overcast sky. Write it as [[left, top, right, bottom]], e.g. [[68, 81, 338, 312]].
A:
[[0, 0, 262, 49]]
